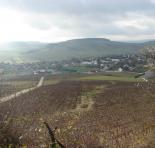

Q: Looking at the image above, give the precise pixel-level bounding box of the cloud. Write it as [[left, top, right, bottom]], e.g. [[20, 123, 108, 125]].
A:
[[150, 0, 155, 4], [0, 0, 153, 16], [0, 0, 155, 42]]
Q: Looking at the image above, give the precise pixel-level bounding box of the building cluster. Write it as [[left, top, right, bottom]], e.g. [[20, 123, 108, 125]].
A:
[[0, 54, 148, 75]]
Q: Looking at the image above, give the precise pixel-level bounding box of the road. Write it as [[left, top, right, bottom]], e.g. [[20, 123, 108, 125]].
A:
[[37, 76, 44, 87], [0, 76, 44, 103]]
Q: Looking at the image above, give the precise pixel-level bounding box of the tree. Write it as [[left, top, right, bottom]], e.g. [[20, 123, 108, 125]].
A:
[[97, 58, 101, 70], [141, 46, 155, 66]]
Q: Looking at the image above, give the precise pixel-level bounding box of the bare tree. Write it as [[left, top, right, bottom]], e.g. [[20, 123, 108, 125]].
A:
[[141, 45, 155, 66], [44, 122, 65, 148]]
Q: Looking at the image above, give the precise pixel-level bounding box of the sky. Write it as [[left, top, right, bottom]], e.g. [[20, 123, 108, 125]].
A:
[[0, 0, 155, 43]]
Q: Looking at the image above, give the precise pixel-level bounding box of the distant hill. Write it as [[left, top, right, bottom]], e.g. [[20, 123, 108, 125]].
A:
[[0, 38, 155, 63]]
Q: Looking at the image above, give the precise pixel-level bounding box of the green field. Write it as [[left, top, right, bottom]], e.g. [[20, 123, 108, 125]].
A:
[[43, 72, 143, 84], [61, 66, 93, 73], [79, 73, 142, 82]]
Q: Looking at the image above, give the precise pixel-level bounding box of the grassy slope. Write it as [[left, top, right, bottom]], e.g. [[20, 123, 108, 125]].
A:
[[1, 38, 152, 63], [25, 38, 142, 61]]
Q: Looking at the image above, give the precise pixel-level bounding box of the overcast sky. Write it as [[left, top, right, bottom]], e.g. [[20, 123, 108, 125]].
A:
[[0, 0, 155, 43]]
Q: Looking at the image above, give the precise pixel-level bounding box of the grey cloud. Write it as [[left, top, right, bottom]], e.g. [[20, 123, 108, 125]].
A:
[[0, 0, 154, 14], [0, 0, 155, 41]]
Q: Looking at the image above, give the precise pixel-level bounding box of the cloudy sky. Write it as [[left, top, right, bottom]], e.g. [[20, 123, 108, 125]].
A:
[[0, 0, 155, 43]]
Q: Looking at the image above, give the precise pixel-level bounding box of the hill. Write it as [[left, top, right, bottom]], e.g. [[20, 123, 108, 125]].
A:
[[0, 38, 155, 63]]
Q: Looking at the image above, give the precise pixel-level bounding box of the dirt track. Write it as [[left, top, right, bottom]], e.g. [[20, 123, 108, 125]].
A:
[[0, 77, 44, 103], [71, 85, 105, 112]]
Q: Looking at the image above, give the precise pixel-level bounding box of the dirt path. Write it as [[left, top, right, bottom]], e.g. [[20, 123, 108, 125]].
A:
[[71, 85, 105, 112], [0, 77, 44, 103], [37, 77, 44, 87]]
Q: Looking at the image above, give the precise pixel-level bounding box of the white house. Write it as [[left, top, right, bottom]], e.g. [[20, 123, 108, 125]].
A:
[[118, 68, 123, 72]]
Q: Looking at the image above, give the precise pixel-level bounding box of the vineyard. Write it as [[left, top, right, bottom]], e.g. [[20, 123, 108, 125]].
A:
[[0, 75, 39, 98], [0, 78, 155, 147]]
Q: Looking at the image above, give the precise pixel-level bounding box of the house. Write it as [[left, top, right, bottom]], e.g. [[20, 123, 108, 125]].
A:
[[101, 60, 109, 64], [111, 59, 120, 62], [118, 68, 123, 72], [123, 64, 130, 71], [33, 69, 51, 75], [91, 60, 98, 65], [102, 66, 109, 71], [81, 61, 92, 65]]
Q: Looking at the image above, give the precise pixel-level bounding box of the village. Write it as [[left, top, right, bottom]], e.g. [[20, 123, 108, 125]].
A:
[[0, 54, 148, 76]]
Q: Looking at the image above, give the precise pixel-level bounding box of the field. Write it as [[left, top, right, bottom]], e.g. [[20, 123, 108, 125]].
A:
[[0, 73, 155, 147], [78, 72, 142, 82], [79, 75, 140, 82], [43, 72, 141, 86], [0, 75, 39, 98]]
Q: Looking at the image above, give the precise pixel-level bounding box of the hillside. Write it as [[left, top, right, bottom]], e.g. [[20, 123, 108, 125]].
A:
[[1, 80, 155, 147], [0, 38, 155, 63]]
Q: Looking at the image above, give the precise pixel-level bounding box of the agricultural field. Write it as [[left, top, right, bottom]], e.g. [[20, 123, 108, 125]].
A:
[[79, 75, 139, 82], [78, 72, 142, 82], [0, 73, 155, 147], [43, 72, 142, 86], [0, 75, 39, 98]]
